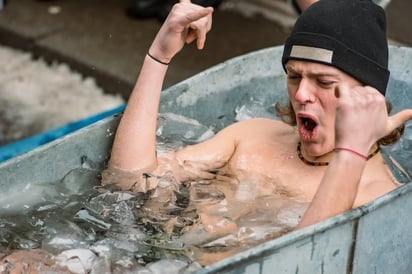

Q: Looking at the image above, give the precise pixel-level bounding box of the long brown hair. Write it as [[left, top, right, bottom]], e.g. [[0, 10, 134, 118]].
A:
[[274, 100, 404, 146]]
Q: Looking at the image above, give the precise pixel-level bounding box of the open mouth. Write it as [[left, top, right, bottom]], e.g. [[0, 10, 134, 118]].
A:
[[301, 117, 317, 131], [298, 115, 318, 139]]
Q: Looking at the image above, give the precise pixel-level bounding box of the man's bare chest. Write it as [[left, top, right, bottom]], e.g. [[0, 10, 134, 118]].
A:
[[225, 141, 325, 202]]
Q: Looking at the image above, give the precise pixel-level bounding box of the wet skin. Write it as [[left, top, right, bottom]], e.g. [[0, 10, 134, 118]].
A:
[[106, 1, 412, 233], [127, 60, 399, 209]]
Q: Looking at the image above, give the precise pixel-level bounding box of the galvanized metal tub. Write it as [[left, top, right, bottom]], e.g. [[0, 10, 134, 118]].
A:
[[0, 45, 411, 273]]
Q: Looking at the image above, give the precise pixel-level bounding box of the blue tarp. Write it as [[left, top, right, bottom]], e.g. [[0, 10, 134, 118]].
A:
[[0, 104, 125, 162]]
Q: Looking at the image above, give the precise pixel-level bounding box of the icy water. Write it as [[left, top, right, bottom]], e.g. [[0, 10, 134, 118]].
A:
[[0, 164, 306, 273], [1, 103, 411, 273]]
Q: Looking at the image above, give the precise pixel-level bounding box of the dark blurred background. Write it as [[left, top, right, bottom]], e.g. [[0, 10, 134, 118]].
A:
[[0, 0, 409, 99], [0, 0, 410, 147]]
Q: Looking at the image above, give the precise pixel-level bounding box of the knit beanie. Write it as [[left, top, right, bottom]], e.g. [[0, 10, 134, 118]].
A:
[[282, 0, 389, 95]]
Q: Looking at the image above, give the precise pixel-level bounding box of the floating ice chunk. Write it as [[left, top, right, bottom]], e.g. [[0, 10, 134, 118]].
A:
[[0, 182, 63, 215], [74, 208, 112, 230], [87, 191, 143, 226], [156, 112, 215, 144], [235, 99, 277, 121], [277, 202, 308, 228], [0, 166, 100, 216], [42, 220, 93, 253], [12, 237, 40, 249], [110, 200, 136, 225], [146, 259, 190, 274], [56, 248, 97, 274], [60, 167, 100, 194]]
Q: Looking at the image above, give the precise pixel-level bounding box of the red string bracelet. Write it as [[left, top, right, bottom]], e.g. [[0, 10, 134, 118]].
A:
[[333, 147, 368, 160]]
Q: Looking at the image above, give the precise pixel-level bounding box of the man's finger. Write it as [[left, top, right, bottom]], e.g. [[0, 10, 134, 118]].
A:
[[185, 28, 197, 45], [185, 6, 213, 23], [335, 83, 352, 99], [196, 27, 207, 49], [387, 109, 412, 133], [334, 86, 340, 98], [185, 27, 206, 49]]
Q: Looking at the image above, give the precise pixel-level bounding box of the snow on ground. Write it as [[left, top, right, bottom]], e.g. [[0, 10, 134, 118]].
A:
[[0, 44, 124, 145]]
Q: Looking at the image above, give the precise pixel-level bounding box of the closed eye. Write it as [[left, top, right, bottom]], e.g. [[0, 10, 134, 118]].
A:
[[287, 74, 301, 81], [316, 79, 335, 88]]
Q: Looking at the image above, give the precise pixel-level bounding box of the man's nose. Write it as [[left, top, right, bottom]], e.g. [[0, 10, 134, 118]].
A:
[[294, 79, 316, 104]]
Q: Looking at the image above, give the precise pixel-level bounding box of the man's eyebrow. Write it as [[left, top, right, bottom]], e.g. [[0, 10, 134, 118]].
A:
[[285, 65, 299, 74], [308, 72, 340, 78]]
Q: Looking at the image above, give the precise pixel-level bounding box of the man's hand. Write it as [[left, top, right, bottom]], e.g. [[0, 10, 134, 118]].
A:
[[148, 1, 213, 64], [335, 84, 412, 154]]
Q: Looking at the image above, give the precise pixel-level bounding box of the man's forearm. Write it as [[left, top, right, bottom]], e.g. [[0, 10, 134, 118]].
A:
[[296, 150, 366, 229], [109, 55, 168, 172]]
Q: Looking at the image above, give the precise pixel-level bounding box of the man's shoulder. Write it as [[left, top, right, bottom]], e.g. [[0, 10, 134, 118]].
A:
[[232, 117, 292, 130], [222, 118, 295, 139]]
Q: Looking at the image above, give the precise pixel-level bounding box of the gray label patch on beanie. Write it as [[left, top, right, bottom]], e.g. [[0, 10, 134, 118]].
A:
[[290, 45, 333, 64]]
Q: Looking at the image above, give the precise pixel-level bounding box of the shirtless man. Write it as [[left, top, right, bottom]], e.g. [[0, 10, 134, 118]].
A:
[[2, 0, 411, 272], [104, 0, 412, 231]]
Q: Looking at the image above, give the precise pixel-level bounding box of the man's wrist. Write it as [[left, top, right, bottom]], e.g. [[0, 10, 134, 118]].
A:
[[147, 52, 170, 66]]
